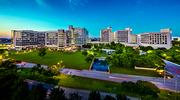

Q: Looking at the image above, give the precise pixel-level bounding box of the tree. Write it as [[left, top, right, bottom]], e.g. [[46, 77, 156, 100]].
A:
[[29, 84, 47, 100], [38, 48, 47, 57], [103, 95, 116, 100], [0, 49, 5, 54], [0, 71, 19, 100], [69, 92, 82, 100], [82, 51, 88, 56], [50, 87, 67, 100], [85, 54, 94, 62], [29, 65, 38, 75], [0, 59, 16, 71], [11, 78, 30, 100], [116, 94, 128, 100], [88, 91, 101, 100]]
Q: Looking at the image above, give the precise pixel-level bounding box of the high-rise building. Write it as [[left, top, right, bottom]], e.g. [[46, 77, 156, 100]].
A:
[[100, 27, 112, 42], [114, 28, 132, 43], [72, 27, 88, 46]]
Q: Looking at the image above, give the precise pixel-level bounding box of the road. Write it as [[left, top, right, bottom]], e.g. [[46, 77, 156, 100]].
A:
[[61, 68, 180, 92], [163, 59, 180, 79], [25, 79, 140, 100]]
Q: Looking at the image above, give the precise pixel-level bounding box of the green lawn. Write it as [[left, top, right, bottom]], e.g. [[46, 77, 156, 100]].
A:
[[16, 68, 180, 100], [8, 50, 91, 69], [110, 66, 163, 77], [0, 46, 8, 49]]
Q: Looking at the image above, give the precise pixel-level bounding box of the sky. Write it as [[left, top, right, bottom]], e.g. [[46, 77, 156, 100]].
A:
[[0, 0, 180, 38]]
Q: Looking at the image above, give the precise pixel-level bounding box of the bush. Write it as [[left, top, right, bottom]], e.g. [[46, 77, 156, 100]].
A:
[[116, 94, 128, 100], [104, 95, 116, 100], [69, 92, 82, 100], [121, 80, 160, 98], [88, 91, 101, 100], [82, 51, 88, 56]]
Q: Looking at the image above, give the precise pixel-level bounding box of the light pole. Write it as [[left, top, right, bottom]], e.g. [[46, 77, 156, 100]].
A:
[[164, 66, 166, 92], [175, 79, 177, 100]]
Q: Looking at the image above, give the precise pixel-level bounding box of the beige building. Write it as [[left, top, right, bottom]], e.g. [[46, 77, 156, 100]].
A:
[[100, 27, 112, 42], [137, 29, 172, 49], [114, 28, 132, 43]]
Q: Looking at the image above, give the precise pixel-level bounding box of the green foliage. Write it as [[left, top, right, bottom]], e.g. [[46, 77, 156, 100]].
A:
[[11, 78, 30, 100], [0, 71, 19, 100], [135, 54, 165, 69], [172, 40, 180, 46], [103, 95, 116, 100], [0, 59, 16, 71], [174, 55, 180, 62], [38, 48, 47, 57], [139, 46, 154, 52], [165, 56, 175, 62], [88, 91, 101, 100], [82, 50, 88, 56], [50, 87, 67, 100], [82, 44, 92, 48], [85, 54, 94, 62], [29, 84, 47, 100], [0, 49, 5, 54], [121, 80, 160, 98], [69, 92, 82, 100], [116, 94, 128, 100]]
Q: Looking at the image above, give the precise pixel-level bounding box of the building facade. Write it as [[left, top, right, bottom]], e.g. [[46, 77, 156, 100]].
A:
[[100, 27, 112, 42], [99, 27, 172, 49], [114, 28, 132, 43], [11, 25, 88, 50], [137, 29, 172, 49], [172, 37, 180, 41]]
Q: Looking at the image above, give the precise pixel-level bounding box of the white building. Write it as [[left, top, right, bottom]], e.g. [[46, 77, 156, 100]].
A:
[[172, 37, 180, 41], [137, 29, 172, 49]]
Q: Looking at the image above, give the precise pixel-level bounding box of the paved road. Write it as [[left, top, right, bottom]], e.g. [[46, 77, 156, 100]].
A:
[[61, 68, 180, 92], [25, 79, 140, 100], [163, 59, 180, 79]]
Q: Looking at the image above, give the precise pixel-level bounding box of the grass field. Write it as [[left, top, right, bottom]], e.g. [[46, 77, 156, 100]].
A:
[[110, 66, 163, 77], [16, 68, 180, 100], [0, 46, 8, 49], [8, 50, 91, 69]]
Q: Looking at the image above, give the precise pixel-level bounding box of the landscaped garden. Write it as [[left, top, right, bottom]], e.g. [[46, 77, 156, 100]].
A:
[[8, 50, 91, 69]]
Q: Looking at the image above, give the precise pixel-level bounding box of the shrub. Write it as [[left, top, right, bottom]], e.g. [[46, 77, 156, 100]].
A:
[[82, 51, 88, 56], [88, 91, 101, 100], [121, 80, 160, 98], [116, 94, 128, 100], [104, 95, 116, 100]]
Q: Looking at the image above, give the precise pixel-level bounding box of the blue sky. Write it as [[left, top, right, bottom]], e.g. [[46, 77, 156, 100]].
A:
[[0, 0, 180, 38]]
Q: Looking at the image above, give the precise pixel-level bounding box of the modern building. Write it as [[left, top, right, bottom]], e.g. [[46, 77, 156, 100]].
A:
[[137, 29, 172, 49], [11, 25, 88, 50], [99, 27, 172, 49], [114, 28, 132, 43], [11, 30, 46, 50], [172, 37, 180, 41], [100, 27, 112, 42]]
